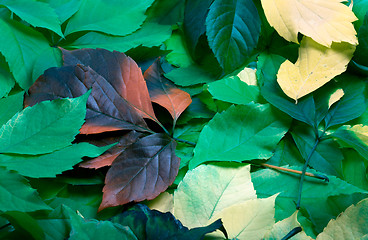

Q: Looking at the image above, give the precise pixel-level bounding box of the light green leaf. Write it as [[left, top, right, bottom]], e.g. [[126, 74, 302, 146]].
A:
[[316, 198, 368, 240], [0, 54, 15, 98], [209, 196, 276, 240], [165, 64, 215, 87], [65, 206, 137, 240], [252, 167, 367, 221], [40, 0, 82, 23], [0, 91, 23, 126], [206, 0, 261, 73], [164, 30, 194, 68], [1, 0, 63, 36], [174, 164, 256, 228], [66, 22, 172, 52], [0, 93, 89, 155], [208, 76, 260, 104], [189, 103, 290, 169], [65, 0, 154, 36], [0, 167, 51, 212], [264, 211, 311, 240], [0, 143, 111, 178], [0, 13, 54, 89]]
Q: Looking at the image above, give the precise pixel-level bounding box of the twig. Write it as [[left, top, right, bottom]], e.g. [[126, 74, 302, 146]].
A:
[[260, 163, 329, 181], [172, 137, 196, 146], [281, 227, 302, 240]]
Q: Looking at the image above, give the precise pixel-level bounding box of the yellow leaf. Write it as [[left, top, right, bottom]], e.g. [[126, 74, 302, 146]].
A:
[[277, 37, 355, 102], [208, 195, 277, 240], [146, 192, 173, 213], [237, 67, 257, 86], [328, 89, 344, 109], [260, 0, 358, 47], [264, 211, 312, 240]]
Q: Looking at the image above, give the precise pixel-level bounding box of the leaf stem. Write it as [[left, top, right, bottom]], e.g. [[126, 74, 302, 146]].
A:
[[172, 137, 196, 146], [260, 163, 328, 181], [0, 223, 11, 231], [281, 227, 302, 240]]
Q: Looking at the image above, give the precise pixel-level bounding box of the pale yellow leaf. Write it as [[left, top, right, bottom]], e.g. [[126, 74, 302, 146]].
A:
[[316, 198, 368, 240], [208, 195, 277, 240], [146, 192, 173, 213], [263, 211, 312, 240], [260, 0, 358, 47], [277, 37, 355, 102], [328, 89, 344, 109], [237, 67, 257, 86]]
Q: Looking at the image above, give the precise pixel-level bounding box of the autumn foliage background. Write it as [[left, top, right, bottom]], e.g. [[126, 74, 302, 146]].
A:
[[0, 0, 368, 239]]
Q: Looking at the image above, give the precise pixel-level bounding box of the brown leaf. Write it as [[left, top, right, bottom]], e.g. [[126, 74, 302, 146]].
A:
[[99, 133, 180, 211], [80, 131, 143, 169], [144, 59, 192, 121], [25, 65, 149, 134], [62, 48, 158, 122]]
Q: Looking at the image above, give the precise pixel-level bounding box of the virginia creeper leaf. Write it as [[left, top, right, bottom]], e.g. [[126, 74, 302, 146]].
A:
[[174, 164, 256, 228], [316, 198, 368, 240], [62, 48, 158, 123], [189, 103, 290, 169], [0, 55, 15, 98], [277, 37, 355, 101], [41, 0, 82, 23], [0, 13, 56, 89], [64, 0, 154, 36], [100, 133, 180, 210], [260, 0, 358, 46], [209, 196, 276, 240], [0, 143, 112, 178], [0, 91, 24, 126], [0, 167, 51, 212], [208, 75, 260, 104], [80, 131, 143, 169], [66, 22, 172, 53], [25, 64, 150, 135], [144, 59, 192, 121], [206, 0, 261, 73], [1, 0, 63, 36], [291, 125, 344, 177], [32, 47, 62, 82], [0, 93, 89, 155]]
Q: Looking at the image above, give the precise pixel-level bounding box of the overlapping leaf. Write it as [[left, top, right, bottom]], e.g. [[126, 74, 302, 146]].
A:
[[260, 0, 358, 46]]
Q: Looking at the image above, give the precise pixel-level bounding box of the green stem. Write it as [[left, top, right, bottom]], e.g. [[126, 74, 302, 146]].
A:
[[172, 137, 196, 146], [0, 223, 11, 231]]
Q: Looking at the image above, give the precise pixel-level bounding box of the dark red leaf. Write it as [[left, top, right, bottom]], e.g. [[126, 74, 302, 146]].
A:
[[80, 131, 143, 169], [144, 59, 192, 121], [62, 48, 158, 122], [24, 65, 149, 134], [99, 133, 180, 211]]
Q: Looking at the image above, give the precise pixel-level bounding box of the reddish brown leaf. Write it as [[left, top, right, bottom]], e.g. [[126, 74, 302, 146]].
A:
[[144, 59, 192, 121], [62, 48, 158, 122], [99, 133, 180, 211], [80, 131, 143, 169], [24, 65, 149, 134]]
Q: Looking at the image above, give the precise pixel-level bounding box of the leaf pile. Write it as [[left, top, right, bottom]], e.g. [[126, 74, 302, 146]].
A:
[[0, 0, 368, 239]]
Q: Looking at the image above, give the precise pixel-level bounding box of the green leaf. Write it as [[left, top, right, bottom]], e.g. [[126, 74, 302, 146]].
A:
[[0, 54, 15, 98], [65, 206, 137, 240], [353, 12, 368, 67], [0, 91, 24, 126], [331, 124, 368, 161], [0, 143, 112, 178], [174, 164, 256, 228], [291, 125, 344, 177], [206, 0, 261, 73], [32, 47, 62, 81], [66, 22, 172, 52], [0, 93, 89, 155], [165, 64, 215, 87], [189, 103, 290, 169], [266, 135, 304, 167], [316, 198, 368, 240], [353, 0, 368, 30], [164, 30, 194, 68], [2, 211, 44, 240], [251, 167, 367, 223], [64, 0, 154, 36], [0, 167, 51, 212], [145, 0, 185, 25], [0, 0, 63, 36], [208, 76, 260, 104], [40, 0, 82, 23], [0, 13, 54, 89], [256, 52, 285, 86], [342, 149, 368, 191], [112, 204, 223, 240]]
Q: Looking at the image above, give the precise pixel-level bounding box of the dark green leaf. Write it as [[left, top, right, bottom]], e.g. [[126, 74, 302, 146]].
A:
[[0, 91, 23, 126], [2, 211, 44, 240], [342, 149, 368, 191], [165, 64, 215, 86], [0, 54, 15, 98], [206, 0, 261, 73]]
